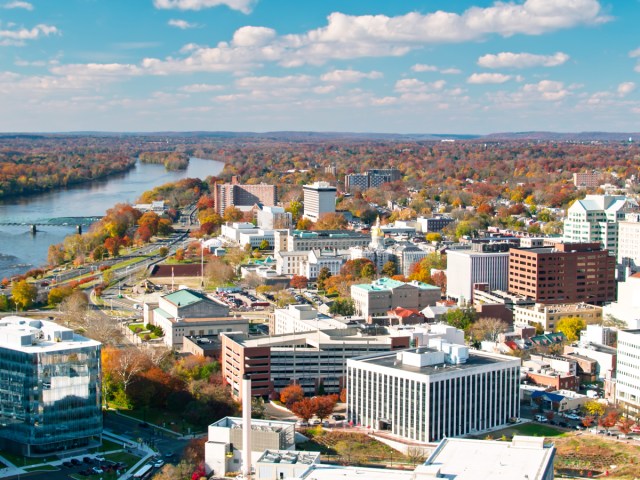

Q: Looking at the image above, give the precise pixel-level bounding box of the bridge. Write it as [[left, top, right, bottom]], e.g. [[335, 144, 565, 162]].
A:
[[0, 216, 103, 234]]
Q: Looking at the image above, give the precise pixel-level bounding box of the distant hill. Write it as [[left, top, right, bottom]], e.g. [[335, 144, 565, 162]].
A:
[[480, 131, 640, 142]]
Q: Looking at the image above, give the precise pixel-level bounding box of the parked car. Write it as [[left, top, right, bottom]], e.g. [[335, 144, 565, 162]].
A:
[[154, 460, 165, 468], [534, 414, 548, 423], [92, 467, 104, 474], [71, 458, 81, 466], [565, 413, 581, 420]]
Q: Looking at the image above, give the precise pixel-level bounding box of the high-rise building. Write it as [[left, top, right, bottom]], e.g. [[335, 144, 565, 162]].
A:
[[618, 213, 640, 274], [446, 245, 511, 303], [616, 329, 640, 420], [563, 194, 638, 257], [214, 176, 277, 215], [303, 182, 336, 221], [344, 169, 401, 191], [0, 316, 102, 457], [508, 242, 616, 305], [347, 345, 520, 443], [573, 171, 602, 188]]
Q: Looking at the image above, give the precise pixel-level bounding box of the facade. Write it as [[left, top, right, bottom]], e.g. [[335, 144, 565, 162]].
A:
[[523, 355, 579, 391], [303, 182, 336, 221], [508, 242, 616, 305], [563, 194, 638, 257], [145, 288, 249, 349], [347, 345, 520, 442], [573, 171, 602, 188], [416, 215, 455, 233], [274, 249, 344, 279], [616, 329, 640, 420], [256, 205, 292, 230], [618, 213, 640, 273], [563, 343, 616, 381], [388, 242, 429, 276], [0, 317, 101, 457], [513, 302, 602, 332], [221, 328, 410, 400], [351, 278, 441, 318], [221, 222, 275, 249], [344, 169, 401, 191], [214, 177, 277, 215], [272, 304, 347, 335], [446, 247, 510, 303], [274, 229, 370, 254], [603, 273, 640, 329]]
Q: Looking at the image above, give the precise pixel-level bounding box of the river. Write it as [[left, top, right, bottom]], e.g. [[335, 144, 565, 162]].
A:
[[0, 157, 225, 278]]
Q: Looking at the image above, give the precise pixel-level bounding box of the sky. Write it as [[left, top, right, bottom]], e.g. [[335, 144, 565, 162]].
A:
[[0, 0, 639, 134]]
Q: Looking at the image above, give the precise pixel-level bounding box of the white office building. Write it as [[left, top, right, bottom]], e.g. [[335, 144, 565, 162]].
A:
[[257, 205, 292, 230], [618, 213, 640, 273], [303, 182, 336, 221], [563, 194, 638, 257], [616, 329, 640, 420], [446, 248, 509, 303], [603, 273, 640, 329], [347, 344, 520, 443], [272, 304, 347, 335]]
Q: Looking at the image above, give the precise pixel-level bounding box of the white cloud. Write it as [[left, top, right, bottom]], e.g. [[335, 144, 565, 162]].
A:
[[617, 82, 636, 96], [320, 69, 382, 83], [3, 1, 33, 10], [411, 64, 438, 72], [629, 47, 640, 58], [168, 19, 199, 29], [467, 73, 512, 84], [235, 74, 313, 90], [50, 63, 142, 77], [153, 0, 255, 14], [522, 80, 568, 100], [0, 24, 58, 46], [441, 68, 461, 75], [477, 51, 569, 69], [232, 26, 276, 47], [179, 83, 223, 93], [394, 78, 445, 93]]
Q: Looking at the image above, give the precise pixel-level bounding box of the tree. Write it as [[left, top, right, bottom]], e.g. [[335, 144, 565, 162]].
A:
[[134, 224, 153, 244], [329, 298, 355, 316], [361, 263, 376, 279], [223, 206, 243, 222], [444, 308, 477, 333], [291, 398, 317, 422], [47, 244, 65, 266], [583, 399, 606, 417], [618, 416, 635, 435], [104, 236, 121, 257], [312, 212, 348, 230], [425, 232, 442, 243], [341, 258, 376, 279], [204, 256, 235, 287], [381, 260, 396, 277], [12, 280, 37, 310], [259, 239, 270, 250], [290, 275, 309, 292], [92, 245, 107, 261], [599, 409, 621, 431], [314, 395, 338, 421], [280, 384, 304, 409], [48, 285, 74, 306], [470, 318, 509, 342], [317, 267, 331, 291], [556, 316, 586, 342], [296, 217, 313, 230]]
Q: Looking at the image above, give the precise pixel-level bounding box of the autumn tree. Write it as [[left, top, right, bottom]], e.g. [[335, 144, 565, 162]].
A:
[[583, 399, 606, 417], [280, 384, 304, 409], [223, 206, 243, 223], [317, 267, 331, 291], [312, 212, 348, 230], [557, 316, 586, 342], [599, 409, 621, 431], [617, 416, 635, 435], [291, 398, 317, 422], [314, 395, 338, 421], [341, 258, 375, 279], [381, 260, 396, 277], [47, 285, 74, 306], [470, 318, 509, 343], [204, 256, 235, 287], [12, 280, 37, 310]]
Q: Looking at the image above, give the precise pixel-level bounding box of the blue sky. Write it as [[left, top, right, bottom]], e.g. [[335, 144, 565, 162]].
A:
[[0, 0, 639, 133]]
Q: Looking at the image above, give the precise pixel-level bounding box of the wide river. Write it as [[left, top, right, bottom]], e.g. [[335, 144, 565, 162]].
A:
[[0, 157, 225, 278]]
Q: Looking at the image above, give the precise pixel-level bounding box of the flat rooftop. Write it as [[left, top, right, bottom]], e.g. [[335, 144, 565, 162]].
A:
[[298, 465, 417, 479], [350, 347, 517, 377], [224, 328, 398, 349], [0, 316, 100, 353], [257, 450, 319, 466]]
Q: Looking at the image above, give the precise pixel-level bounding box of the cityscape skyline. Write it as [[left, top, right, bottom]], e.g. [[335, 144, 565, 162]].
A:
[[1, 0, 640, 133]]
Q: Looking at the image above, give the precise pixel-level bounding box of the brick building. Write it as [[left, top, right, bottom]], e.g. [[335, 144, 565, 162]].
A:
[[214, 176, 277, 215], [508, 242, 616, 305]]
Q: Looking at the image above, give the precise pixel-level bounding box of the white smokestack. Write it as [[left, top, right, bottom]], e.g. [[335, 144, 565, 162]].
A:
[[242, 374, 252, 478]]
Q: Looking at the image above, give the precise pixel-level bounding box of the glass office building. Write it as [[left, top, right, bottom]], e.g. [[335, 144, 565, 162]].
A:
[[0, 317, 102, 456]]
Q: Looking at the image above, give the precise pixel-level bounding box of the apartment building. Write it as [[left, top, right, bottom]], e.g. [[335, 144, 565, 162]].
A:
[[508, 242, 616, 305], [221, 328, 410, 400], [344, 169, 401, 191], [351, 277, 441, 318], [573, 171, 602, 188], [513, 302, 602, 332], [616, 329, 640, 420], [347, 345, 520, 442], [563, 194, 638, 257], [214, 177, 277, 215], [0, 317, 102, 457], [603, 272, 640, 329], [303, 182, 336, 221], [446, 245, 510, 303], [416, 215, 456, 233]]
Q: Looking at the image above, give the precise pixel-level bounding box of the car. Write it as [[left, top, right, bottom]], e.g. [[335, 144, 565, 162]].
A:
[[296, 421, 309, 427], [83, 457, 93, 464], [165, 452, 176, 460], [575, 425, 585, 430], [154, 460, 165, 468], [62, 461, 73, 468], [565, 413, 581, 420], [92, 467, 104, 474], [94, 456, 106, 462], [71, 458, 81, 465], [332, 414, 345, 420], [534, 415, 548, 423], [559, 421, 569, 428]]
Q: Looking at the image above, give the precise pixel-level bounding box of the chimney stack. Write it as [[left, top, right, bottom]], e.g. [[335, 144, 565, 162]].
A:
[[242, 374, 252, 478]]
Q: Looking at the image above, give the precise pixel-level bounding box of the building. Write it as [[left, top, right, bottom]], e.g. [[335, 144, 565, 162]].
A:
[[221, 222, 275, 249], [256, 205, 292, 230], [618, 213, 640, 274], [347, 345, 520, 443], [617, 330, 640, 420], [344, 169, 401, 191], [513, 302, 602, 332], [387, 242, 430, 276], [351, 278, 441, 318], [0, 316, 102, 457], [214, 177, 277, 215], [303, 182, 336, 221], [530, 390, 589, 413], [204, 417, 298, 477], [274, 249, 344, 279], [272, 304, 348, 335], [523, 354, 579, 391], [274, 229, 370, 254], [603, 272, 640, 329], [563, 194, 638, 257], [416, 215, 456, 233], [446, 245, 510, 303], [221, 327, 410, 400], [573, 171, 602, 188], [508, 242, 616, 305], [145, 288, 249, 349]]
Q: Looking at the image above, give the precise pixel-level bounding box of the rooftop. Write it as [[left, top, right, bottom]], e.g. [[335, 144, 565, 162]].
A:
[[353, 277, 440, 292], [0, 316, 100, 353], [257, 450, 320, 466]]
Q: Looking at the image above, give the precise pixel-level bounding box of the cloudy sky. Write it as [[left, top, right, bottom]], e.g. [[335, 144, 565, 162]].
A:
[[0, 0, 639, 133]]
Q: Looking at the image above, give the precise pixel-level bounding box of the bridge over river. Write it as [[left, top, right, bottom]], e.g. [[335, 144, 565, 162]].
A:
[[0, 216, 103, 234]]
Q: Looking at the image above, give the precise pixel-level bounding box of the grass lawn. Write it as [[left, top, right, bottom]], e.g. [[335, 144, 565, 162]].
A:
[[481, 422, 568, 439], [105, 451, 141, 466], [24, 465, 59, 472], [101, 438, 124, 452], [0, 450, 51, 466], [128, 323, 144, 332], [119, 407, 198, 435]]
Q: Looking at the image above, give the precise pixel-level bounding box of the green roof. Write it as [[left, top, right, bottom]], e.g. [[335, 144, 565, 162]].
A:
[[353, 277, 439, 292], [163, 289, 207, 307]]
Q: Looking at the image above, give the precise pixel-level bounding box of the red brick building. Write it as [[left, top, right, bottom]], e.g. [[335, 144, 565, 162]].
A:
[[508, 242, 615, 305], [214, 176, 277, 215]]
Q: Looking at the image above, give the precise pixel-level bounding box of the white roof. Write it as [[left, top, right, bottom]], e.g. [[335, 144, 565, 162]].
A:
[[0, 316, 100, 353], [298, 465, 417, 479]]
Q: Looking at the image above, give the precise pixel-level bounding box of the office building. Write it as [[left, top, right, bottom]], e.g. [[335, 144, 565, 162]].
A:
[[387, 242, 430, 276], [618, 213, 640, 274], [272, 304, 347, 335], [513, 302, 602, 332], [573, 171, 602, 188], [603, 272, 640, 329], [446, 245, 510, 303], [0, 317, 102, 457], [221, 222, 275, 249], [347, 344, 520, 443], [256, 205, 292, 230], [508, 242, 616, 305], [351, 278, 441, 318], [616, 329, 640, 420], [303, 182, 336, 221], [563, 194, 638, 257], [273, 229, 369, 254], [214, 177, 277, 215], [274, 249, 344, 279], [221, 327, 410, 400], [416, 215, 456, 233]]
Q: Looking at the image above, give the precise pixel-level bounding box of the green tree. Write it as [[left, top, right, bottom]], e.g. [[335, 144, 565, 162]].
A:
[[444, 308, 477, 333], [329, 298, 355, 316], [287, 201, 303, 221], [259, 239, 270, 250], [381, 260, 396, 277], [317, 267, 331, 291], [48, 286, 74, 306], [0, 294, 11, 311], [556, 316, 586, 342], [361, 263, 376, 280], [12, 280, 37, 310]]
